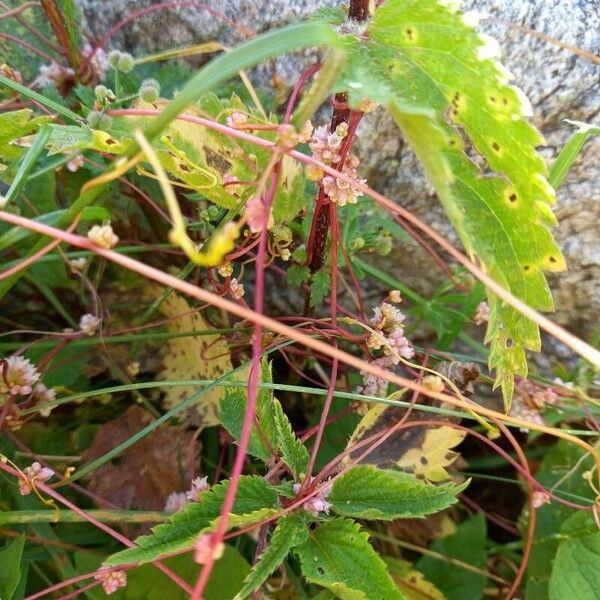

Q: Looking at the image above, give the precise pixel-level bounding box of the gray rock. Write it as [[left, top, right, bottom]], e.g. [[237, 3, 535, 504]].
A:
[[77, 0, 599, 340]]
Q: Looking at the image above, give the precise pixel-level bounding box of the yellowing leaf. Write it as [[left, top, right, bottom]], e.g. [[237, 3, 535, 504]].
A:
[[149, 287, 240, 427], [345, 402, 465, 482], [336, 0, 565, 406], [385, 558, 446, 600]]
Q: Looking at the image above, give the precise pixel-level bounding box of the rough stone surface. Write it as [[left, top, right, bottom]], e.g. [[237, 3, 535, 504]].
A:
[[77, 0, 600, 340]]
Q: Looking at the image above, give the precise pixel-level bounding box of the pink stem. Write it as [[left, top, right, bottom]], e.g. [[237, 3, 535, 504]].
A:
[[190, 163, 282, 599], [0, 210, 591, 441], [0, 218, 78, 280], [107, 107, 598, 365], [0, 463, 192, 594]]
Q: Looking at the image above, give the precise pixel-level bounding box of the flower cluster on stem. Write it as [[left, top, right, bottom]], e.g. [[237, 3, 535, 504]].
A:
[[356, 296, 414, 399]]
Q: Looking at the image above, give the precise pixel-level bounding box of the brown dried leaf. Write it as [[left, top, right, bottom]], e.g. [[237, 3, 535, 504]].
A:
[[83, 405, 194, 511]]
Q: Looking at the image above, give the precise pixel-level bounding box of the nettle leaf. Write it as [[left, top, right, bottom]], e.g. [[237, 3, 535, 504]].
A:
[[523, 441, 595, 599], [295, 518, 404, 599], [105, 476, 278, 566], [345, 402, 465, 482], [328, 465, 465, 521], [310, 269, 332, 308], [0, 109, 52, 161], [220, 359, 309, 476], [339, 0, 564, 406], [288, 264, 311, 288], [236, 514, 308, 599], [549, 511, 600, 600]]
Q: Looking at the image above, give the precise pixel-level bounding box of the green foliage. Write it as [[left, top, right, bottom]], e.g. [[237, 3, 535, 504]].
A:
[[549, 511, 600, 600], [287, 264, 311, 288], [310, 270, 332, 307], [328, 465, 466, 520], [236, 514, 308, 599], [523, 441, 595, 599], [76, 546, 250, 600], [336, 0, 564, 406], [220, 360, 309, 476], [105, 476, 279, 566], [549, 120, 600, 188], [416, 514, 487, 600], [0, 536, 26, 600], [295, 518, 404, 599]]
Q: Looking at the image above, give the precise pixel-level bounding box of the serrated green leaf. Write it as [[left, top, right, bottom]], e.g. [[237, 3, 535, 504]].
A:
[[236, 514, 308, 599], [272, 397, 310, 477], [220, 386, 272, 463], [76, 546, 250, 600], [328, 465, 465, 520], [310, 270, 332, 308], [288, 264, 311, 288], [220, 359, 308, 476], [549, 511, 600, 600], [295, 518, 404, 599], [417, 514, 487, 600], [105, 476, 278, 566], [342, 0, 564, 407], [0, 535, 26, 600]]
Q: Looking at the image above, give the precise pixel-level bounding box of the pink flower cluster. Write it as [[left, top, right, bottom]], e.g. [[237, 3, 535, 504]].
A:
[[293, 479, 332, 516], [164, 476, 211, 513], [357, 299, 415, 399], [19, 462, 54, 496], [510, 379, 561, 430], [1, 356, 40, 396], [309, 124, 365, 206], [94, 569, 127, 595]]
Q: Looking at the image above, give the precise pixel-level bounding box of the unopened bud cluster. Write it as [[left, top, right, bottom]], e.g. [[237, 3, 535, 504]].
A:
[[308, 123, 365, 206]]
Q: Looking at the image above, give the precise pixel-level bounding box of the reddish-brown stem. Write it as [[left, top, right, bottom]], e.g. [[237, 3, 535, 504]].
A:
[[191, 162, 283, 599], [40, 0, 81, 72]]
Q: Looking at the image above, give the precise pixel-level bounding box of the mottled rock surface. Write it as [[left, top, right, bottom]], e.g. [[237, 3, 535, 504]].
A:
[[77, 0, 599, 339]]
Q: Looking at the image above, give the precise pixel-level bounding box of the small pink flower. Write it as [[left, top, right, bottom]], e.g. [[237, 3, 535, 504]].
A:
[[164, 492, 188, 513], [1, 356, 40, 396], [226, 112, 248, 128], [94, 569, 127, 595], [532, 490, 551, 508], [293, 480, 332, 516], [229, 278, 245, 300], [19, 462, 54, 496], [185, 476, 211, 502], [244, 195, 272, 233], [385, 328, 414, 362], [67, 154, 84, 172], [194, 533, 224, 564]]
